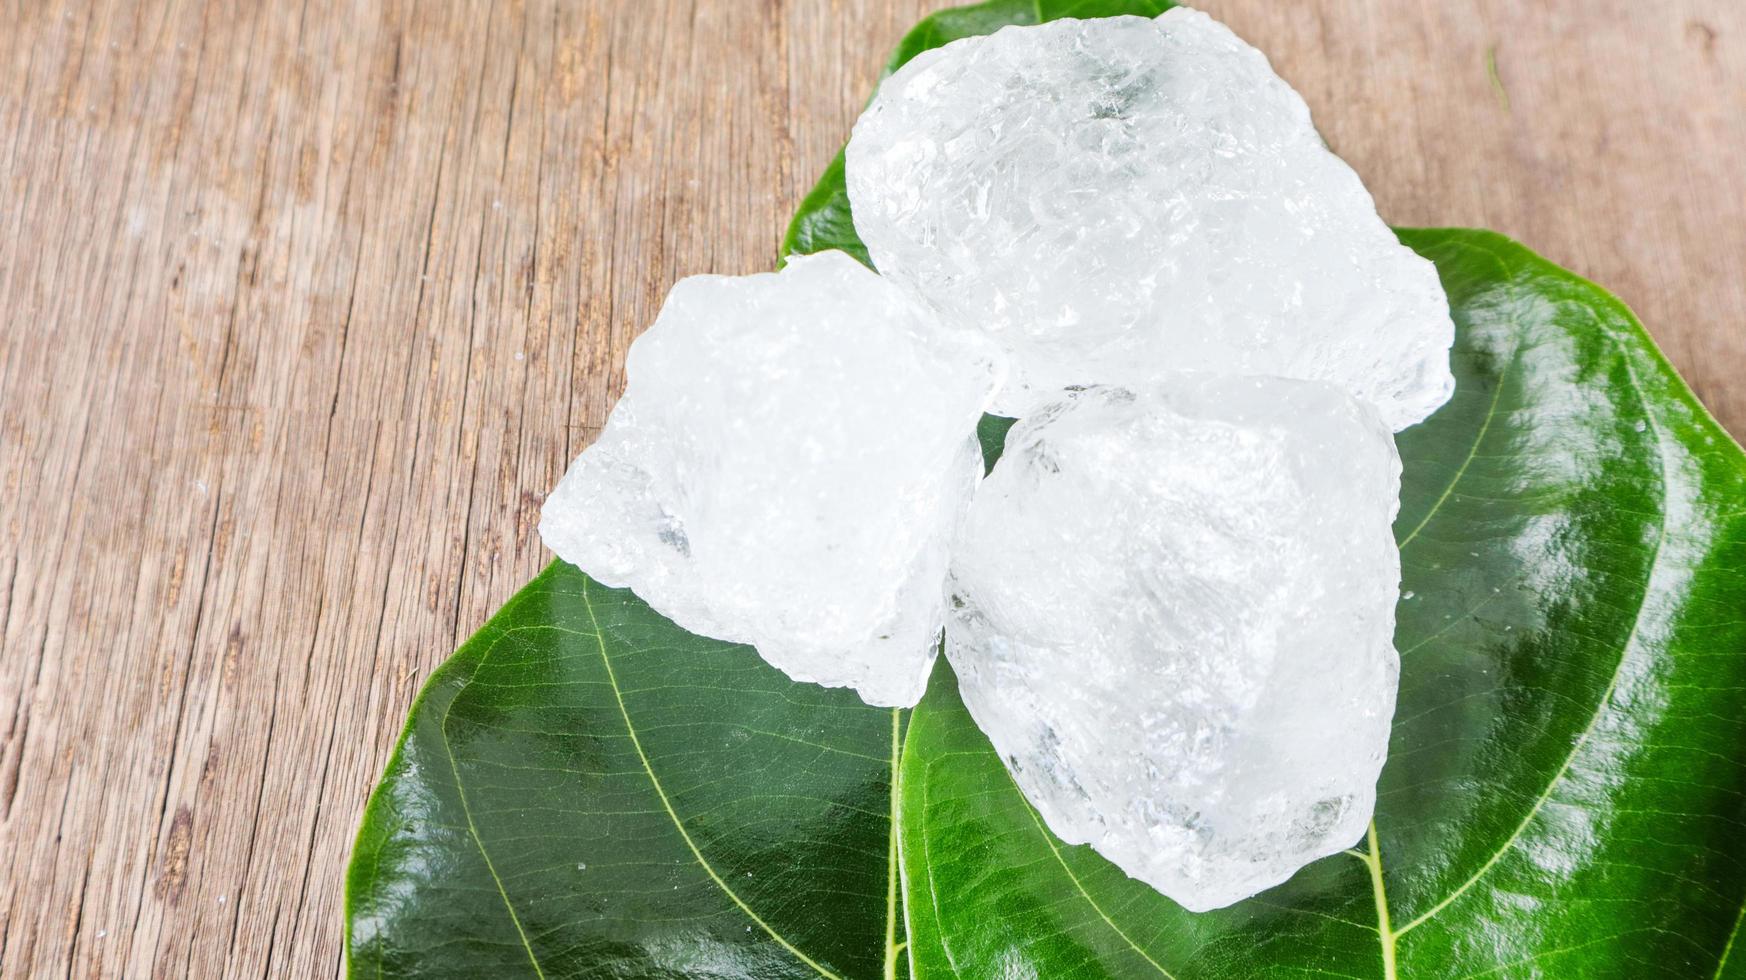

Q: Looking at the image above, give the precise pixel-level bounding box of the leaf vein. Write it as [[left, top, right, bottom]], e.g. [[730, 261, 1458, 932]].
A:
[[440, 630, 550, 980], [1392, 327, 1672, 941], [580, 577, 844, 980], [1397, 355, 1513, 550], [1007, 769, 1178, 979]]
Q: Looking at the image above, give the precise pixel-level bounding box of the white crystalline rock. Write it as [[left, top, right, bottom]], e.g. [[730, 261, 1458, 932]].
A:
[[946, 376, 1402, 911], [539, 250, 1004, 708], [846, 8, 1455, 429]]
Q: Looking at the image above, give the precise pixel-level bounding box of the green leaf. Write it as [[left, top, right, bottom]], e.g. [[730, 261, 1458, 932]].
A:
[[352, 1, 1746, 977], [897, 229, 1746, 978], [346, 563, 909, 978]]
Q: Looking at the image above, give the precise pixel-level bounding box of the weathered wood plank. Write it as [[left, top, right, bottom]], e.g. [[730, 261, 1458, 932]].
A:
[[1, 1, 1740, 976]]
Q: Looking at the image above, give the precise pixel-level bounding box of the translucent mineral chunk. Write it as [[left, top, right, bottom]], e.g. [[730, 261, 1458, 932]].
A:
[[845, 9, 1454, 429], [945, 376, 1402, 910], [540, 250, 1004, 707]]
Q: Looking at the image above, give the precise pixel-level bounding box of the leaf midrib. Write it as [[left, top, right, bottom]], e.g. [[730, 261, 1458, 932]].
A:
[[1008, 771, 1177, 979], [577, 578, 848, 979]]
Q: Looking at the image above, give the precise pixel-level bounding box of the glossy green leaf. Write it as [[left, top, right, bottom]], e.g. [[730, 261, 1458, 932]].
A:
[[346, 563, 908, 978], [896, 231, 1746, 978], [351, 1, 1746, 977]]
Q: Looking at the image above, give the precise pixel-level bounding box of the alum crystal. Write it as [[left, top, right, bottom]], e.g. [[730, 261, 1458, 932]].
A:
[[846, 8, 1454, 429], [946, 376, 1402, 910], [539, 250, 1004, 707]]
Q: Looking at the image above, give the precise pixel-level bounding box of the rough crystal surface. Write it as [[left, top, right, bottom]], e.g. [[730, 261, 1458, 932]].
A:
[[846, 9, 1455, 429], [540, 250, 1003, 707], [945, 375, 1402, 910]]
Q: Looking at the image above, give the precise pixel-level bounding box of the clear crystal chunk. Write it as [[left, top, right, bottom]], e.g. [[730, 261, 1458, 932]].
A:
[[946, 375, 1402, 910], [540, 250, 1004, 707], [846, 9, 1454, 429]]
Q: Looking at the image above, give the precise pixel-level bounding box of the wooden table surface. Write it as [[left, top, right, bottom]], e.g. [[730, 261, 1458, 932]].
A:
[[3, 1, 1742, 976]]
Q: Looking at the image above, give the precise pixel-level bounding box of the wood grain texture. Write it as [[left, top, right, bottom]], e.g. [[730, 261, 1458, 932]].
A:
[[0, 1, 1740, 976]]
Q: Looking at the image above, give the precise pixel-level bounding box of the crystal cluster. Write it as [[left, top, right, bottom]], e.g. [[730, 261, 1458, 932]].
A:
[[541, 7, 1451, 912], [846, 9, 1454, 429], [946, 377, 1402, 910], [539, 250, 1003, 707]]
